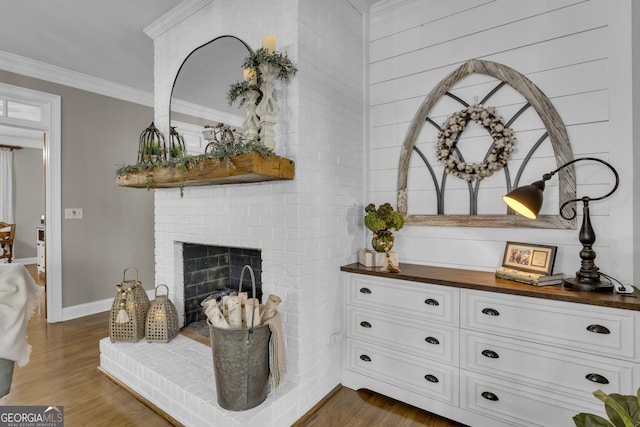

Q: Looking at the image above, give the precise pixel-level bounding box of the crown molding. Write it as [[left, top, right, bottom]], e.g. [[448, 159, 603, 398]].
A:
[[0, 50, 153, 106], [144, 0, 213, 40]]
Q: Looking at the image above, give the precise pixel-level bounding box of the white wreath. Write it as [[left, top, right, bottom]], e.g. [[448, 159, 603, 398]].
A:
[[436, 104, 516, 182]]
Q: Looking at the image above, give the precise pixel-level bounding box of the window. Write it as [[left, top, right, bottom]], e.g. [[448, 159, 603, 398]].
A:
[[7, 100, 43, 122]]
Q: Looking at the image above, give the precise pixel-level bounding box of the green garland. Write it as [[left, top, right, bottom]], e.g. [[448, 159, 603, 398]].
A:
[[227, 81, 256, 107], [242, 48, 298, 82], [116, 140, 275, 197], [227, 47, 298, 107]]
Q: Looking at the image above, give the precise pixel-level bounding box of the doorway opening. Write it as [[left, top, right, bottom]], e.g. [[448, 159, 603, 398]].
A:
[[0, 82, 61, 322]]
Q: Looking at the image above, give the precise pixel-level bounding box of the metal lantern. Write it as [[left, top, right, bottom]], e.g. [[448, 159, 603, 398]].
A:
[[145, 284, 179, 342], [109, 268, 150, 343], [169, 126, 186, 159], [137, 121, 167, 165]]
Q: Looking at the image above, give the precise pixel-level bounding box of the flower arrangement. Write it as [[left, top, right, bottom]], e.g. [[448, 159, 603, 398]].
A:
[[435, 104, 516, 182], [364, 203, 405, 253]]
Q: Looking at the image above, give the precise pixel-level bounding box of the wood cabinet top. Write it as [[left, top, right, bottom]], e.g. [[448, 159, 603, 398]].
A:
[[341, 262, 640, 311]]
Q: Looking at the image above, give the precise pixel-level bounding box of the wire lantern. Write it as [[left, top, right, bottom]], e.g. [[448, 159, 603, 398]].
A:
[[169, 126, 186, 159], [137, 122, 167, 165], [145, 285, 179, 342]]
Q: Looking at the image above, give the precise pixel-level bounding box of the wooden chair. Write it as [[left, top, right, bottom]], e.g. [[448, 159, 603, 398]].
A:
[[0, 222, 15, 263]]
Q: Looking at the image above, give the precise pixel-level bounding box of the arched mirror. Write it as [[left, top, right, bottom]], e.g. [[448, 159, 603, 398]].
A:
[[170, 35, 252, 153]]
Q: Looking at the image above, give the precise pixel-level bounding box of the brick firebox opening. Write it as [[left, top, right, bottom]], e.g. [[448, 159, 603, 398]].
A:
[[182, 243, 262, 327]]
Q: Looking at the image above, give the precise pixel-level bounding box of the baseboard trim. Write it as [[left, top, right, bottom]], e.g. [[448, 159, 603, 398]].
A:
[[61, 289, 155, 321]]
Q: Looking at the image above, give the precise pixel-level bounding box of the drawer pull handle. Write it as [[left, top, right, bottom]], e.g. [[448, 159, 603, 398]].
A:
[[359, 287, 372, 294], [359, 354, 371, 362], [425, 298, 440, 306], [360, 321, 372, 328], [481, 308, 500, 316], [586, 373, 610, 384], [425, 336, 440, 345], [481, 391, 499, 401], [586, 324, 610, 335], [481, 349, 499, 359], [424, 374, 439, 383]]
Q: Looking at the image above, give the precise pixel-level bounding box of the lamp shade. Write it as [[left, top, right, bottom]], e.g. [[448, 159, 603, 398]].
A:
[[502, 180, 546, 219]]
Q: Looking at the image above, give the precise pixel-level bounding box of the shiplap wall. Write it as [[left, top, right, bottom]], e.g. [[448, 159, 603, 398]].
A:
[[367, 0, 635, 281]]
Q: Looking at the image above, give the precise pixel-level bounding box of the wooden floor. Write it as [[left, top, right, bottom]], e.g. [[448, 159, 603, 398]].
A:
[[1, 265, 173, 426], [1, 265, 465, 427], [294, 386, 467, 427]]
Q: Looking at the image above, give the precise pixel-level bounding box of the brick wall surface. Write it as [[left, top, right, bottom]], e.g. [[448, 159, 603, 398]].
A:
[[150, 0, 365, 425]]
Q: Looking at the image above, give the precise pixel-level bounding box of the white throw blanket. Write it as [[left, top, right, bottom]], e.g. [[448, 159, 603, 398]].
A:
[[0, 264, 43, 366]]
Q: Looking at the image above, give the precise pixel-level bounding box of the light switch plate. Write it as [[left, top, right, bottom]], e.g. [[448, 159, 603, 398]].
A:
[[65, 208, 83, 219]]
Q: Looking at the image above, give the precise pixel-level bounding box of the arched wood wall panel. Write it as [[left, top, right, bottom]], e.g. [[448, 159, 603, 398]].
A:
[[397, 59, 576, 229]]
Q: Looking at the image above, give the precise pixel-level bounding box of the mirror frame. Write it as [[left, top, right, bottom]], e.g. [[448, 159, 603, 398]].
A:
[[169, 35, 253, 128]]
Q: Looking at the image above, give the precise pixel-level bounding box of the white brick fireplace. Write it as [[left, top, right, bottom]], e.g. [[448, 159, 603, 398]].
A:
[[100, 0, 365, 425]]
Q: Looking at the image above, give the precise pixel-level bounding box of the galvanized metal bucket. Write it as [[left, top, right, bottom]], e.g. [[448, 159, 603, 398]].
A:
[[0, 358, 15, 398], [209, 265, 271, 411]]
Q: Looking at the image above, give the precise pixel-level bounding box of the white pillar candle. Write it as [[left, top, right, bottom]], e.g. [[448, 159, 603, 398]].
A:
[[262, 35, 276, 53], [243, 68, 257, 84]]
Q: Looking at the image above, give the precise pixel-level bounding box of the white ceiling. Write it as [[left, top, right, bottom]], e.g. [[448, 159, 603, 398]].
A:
[[0, 0, 381, 146], [0, 0, 184, 146], [0, 0, 183, 94]]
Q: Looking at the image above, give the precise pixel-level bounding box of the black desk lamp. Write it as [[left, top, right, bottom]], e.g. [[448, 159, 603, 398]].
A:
[[502, 157, 619, 292]]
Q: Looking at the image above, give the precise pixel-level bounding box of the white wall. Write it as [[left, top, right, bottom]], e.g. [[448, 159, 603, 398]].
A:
[[151, 0, 364, 425], [368, 0, 635, 283]]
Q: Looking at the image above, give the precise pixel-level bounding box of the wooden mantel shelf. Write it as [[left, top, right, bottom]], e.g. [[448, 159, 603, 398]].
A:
[[117, 152, 295, 189]]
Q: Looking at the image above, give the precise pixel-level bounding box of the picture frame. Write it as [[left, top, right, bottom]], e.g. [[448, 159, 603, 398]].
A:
[[502, 241, 557, 275]]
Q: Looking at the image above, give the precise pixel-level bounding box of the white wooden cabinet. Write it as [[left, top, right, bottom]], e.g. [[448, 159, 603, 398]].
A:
[[342, 264, 640, 427], [459, 290, 640, 426]]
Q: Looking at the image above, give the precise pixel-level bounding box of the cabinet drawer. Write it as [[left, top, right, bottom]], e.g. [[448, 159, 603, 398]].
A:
[[346, 339, 458, 406], [347, 306, 458, 364], [461, 330, 640, 399], [461, 289, 639, 359], [460, 370, 603, 427], [347, 275, 459, 325]]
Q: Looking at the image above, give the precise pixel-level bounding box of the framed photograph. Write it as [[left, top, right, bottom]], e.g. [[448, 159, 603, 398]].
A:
[[502, 241, 557, 275]]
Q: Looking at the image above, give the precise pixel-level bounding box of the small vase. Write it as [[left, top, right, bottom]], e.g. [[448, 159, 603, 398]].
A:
[[371, 230, 394, 252]]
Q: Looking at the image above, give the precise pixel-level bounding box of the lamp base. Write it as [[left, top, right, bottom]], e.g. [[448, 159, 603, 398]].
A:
[[563, 275, 613, 293]]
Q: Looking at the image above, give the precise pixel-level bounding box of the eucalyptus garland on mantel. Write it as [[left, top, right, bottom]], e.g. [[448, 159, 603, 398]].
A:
[[116, 140, 275, 197]]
